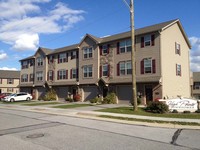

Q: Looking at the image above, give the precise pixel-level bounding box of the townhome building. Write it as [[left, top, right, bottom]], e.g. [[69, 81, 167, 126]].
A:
[[0, 70, 20, 93], [192, 72, 200, 99], [19, 19, 191, 104]]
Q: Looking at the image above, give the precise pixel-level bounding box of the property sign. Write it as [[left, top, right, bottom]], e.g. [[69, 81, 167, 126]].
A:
[[160, 98, 199, 112]]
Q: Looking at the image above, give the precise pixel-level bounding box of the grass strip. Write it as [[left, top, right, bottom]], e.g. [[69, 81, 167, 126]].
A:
[[23, 102, 62, 106], [97, 107, 200, 119], [99, 115, 200, 126], [53, 104, 92, 109]]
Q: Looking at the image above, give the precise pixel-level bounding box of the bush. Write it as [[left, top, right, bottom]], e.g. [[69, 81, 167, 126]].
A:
[[195, 110, 200, 113], [102, 92, 117, 104], [43, 89, 57, 101], [90, 97, 101, 103], [172, 109, 178, 113], [183, 110, 191, 113], [65, 97, 73, 102], [146, 101, 169, 114], [73, 94, 81, 102]]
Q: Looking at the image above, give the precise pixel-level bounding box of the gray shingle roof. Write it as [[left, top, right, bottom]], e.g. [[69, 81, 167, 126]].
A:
[[50, 44, 79, 55], [0, 70, 20, 79]]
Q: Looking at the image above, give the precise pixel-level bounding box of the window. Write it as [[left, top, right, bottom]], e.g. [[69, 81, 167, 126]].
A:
[[30, 74, 34, 82], [29, 59, 34, 66], [48, 71, 53, 81], [83, 65, 92, 78], [7, 79, 14, 84], [176, 64, 181, 76], [141, 58, 156, 74], [71, 51, 77, 59], [144, 58, 152, 73], [71, 69, 77, 79], [119, 61, 132, 76], [119, 39, 131, 53], [141, 34, 155, 48], [194, 82, 200, 90], [175, 42, 181, 55], [37, 57, 43, 66], [7, 88, 13, 92], [21, 74, 28, 82], [36, 71, 43, 81], [102, 64, 108, 76], [83, 47, 93, 59], [48, 55, 54, 64], [22, 61, 28, 69], [58, 70, 67, 80], [58, 53, 67, 63]]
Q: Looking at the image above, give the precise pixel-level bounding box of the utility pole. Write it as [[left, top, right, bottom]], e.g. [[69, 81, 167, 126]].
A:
[[130, 0, 137, 111], [123, 0, 137, 111]]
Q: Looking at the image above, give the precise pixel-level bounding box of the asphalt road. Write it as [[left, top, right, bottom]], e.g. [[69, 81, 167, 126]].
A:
[[0, 108, 199, 150]]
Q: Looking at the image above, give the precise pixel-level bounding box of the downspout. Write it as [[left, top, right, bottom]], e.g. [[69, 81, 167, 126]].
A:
[[158, 30, 163, 98]]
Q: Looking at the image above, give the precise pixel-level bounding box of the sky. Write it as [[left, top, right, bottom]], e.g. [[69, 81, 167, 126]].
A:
[[0, 0, 200, 72]]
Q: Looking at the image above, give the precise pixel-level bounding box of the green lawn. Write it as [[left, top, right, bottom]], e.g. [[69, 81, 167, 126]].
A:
[[1, 100, 37, 105], [97, 107, 200, 119], [53, 104, 92, 109], [23, 101, 62, 106]]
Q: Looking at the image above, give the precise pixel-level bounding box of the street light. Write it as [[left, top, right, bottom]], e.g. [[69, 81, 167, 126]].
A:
[[123, 0, 137, 111]]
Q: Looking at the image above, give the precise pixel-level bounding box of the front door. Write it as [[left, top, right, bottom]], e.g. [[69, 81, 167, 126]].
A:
[[145, 85, 153, 101]]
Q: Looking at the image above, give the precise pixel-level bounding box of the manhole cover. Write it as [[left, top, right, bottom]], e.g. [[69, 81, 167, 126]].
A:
[[26, 133, 45, 139]]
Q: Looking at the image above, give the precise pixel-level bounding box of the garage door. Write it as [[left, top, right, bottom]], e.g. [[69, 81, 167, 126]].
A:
[[37, 87, 46, 99], [83, 86, 98, 101], [117, 86, 132, 104], [56, 87, 68, 100]]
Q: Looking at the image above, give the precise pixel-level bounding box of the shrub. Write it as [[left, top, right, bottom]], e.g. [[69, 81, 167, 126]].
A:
[[195, 110, 200, 113], [43, 89, 57, 101], [102, 92, 117, 104], [183, 110, 191, 113], [65, 97, 73, 102], [172, 109, 178, 113], [146, 101, 169, 114], [90, 97, 101, 103], [73, 94, 81, 102]]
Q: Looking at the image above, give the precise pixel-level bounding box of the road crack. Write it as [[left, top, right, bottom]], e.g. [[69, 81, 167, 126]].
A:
[[171, 129, 182, 145]]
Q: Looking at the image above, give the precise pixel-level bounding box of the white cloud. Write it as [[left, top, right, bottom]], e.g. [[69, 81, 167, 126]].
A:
[[0, 51, 8, 60], [0, 67, 17, 71], [189, 36, 200, 72], [0, 1, 85, 51]]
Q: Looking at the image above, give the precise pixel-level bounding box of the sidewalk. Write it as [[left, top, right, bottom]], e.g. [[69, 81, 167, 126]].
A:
[[0, 102, 200, 129]]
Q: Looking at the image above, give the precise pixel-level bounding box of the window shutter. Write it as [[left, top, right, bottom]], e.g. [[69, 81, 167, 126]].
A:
[[180, 65, 182, 76], [108, 64, 110, 77], [48, 56, 50, 64], [107, 44, 110, 54], [66, 70, 68, 79], [152, 59, 156, 73], [52, 71, 54, 81], [58, 55, 60, 64], [71, 52, 73, 59], [141, 60, 144, 74], [176, 64, 178, 76], [100, 65, 102, 78], [47, 71, 49, 81], [76, 68, 79, 78], [99, 46, 102, 55], [117, 63, 120, 76], [117, 42, 120, 54], [70, 69, 72, 79], [76, 51, 79, 59], [141, 37, 144, 48], [57, 71, 59, 80], [151, 34, 155, 46], [175, 42, 177, 54]]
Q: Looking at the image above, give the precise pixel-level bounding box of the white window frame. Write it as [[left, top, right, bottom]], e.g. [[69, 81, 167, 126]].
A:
[[176, 42, 181, 55], [119, 61, 132, 75], [83, 47, 93, 59], [58, 70, 66, 80], [7, 79, 14, 84], [71, 51, 77, 59], [36, 71, 43, 81], [48, 71, 53, 81], [72, 69, 77, 79], [37, 57, 43, 66], [21, 74, 28, 82], [144, 35, 151, 46], [83, 65, 93, 78], [102, 45, 108, 55], [30, 74, 34, 82], [59, 53, 67, 63], [119, 39, 131, 53], [144, 58, 152, 74], [177, 64, 181, 76], [102, 64, 108, 77], [22, 61, 28, 69]]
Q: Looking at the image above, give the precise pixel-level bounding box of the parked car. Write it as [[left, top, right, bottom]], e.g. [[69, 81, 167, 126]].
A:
[[2, 92, 32, 102], [0, 93, 12, 100]]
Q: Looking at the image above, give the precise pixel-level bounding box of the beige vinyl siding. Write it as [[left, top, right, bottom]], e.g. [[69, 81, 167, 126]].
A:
[[161, 23, 190, 98]]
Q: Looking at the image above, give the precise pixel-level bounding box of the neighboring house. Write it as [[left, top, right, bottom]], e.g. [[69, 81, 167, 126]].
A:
[[19, 19, 191, 104], [192, 72, 200, 99], [0, 70, 20, 93]]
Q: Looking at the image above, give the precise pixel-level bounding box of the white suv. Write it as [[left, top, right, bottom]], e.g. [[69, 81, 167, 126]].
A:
[[3, 92, 32, 102]]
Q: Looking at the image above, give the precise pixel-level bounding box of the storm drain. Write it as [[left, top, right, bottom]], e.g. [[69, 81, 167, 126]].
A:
[[26, 133, 45, 139]]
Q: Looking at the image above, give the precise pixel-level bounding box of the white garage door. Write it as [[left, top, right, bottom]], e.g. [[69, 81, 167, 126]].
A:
[[83, 86, 98, 101], [56, 87, 68, 100], [117, 86, 132, 104]]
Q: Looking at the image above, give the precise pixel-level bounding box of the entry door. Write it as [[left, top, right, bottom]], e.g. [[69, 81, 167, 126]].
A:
[[145, 85, 153, 101]]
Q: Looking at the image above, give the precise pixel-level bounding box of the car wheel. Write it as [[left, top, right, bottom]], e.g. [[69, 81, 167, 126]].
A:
[[10, 98, 15, 102], [26, 97, 30, 101]]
